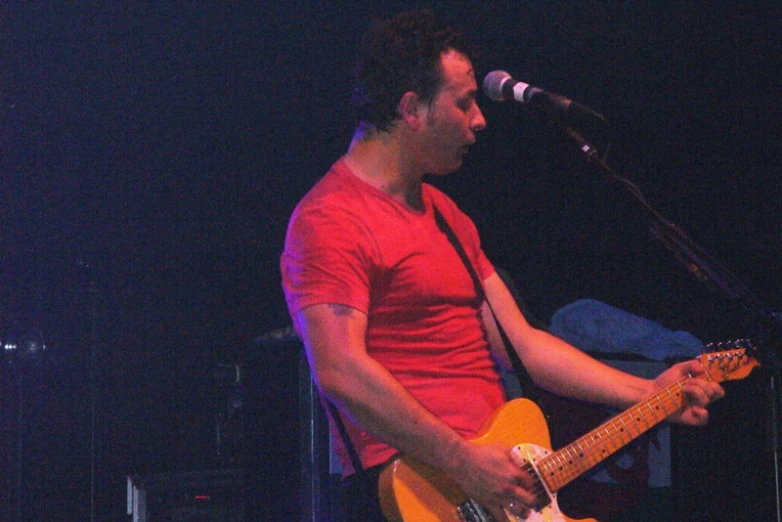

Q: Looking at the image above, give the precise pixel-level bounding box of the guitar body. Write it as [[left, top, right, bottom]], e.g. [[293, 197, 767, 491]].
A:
[[378, 398, 597, 522]]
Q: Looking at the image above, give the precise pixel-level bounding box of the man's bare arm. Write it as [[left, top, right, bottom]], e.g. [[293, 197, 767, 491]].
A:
[[297, 302, 536, 517], [481, 271, 723, 419]]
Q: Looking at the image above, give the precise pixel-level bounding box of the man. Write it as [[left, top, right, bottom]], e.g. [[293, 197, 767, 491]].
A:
[[281, 10, 723, 521]]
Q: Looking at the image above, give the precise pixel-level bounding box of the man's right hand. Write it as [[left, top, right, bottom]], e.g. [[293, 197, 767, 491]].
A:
[[450, 443, 536, 521]]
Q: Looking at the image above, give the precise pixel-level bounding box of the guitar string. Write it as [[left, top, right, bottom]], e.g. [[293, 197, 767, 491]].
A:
[[459, 348, 748, 517], [537, 350, 746, 490], [537, 378, 688, 489]]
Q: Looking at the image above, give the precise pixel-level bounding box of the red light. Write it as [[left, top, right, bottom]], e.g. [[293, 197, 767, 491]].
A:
[[194, 495, 210, 501]]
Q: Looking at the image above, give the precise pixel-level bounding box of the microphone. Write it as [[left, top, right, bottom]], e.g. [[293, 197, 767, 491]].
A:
[[483, 70, 607, 126]]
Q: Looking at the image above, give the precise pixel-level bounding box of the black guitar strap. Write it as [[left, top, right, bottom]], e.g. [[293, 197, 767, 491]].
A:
[[326, 400, 370, 481], [432, 204, 540, 403]]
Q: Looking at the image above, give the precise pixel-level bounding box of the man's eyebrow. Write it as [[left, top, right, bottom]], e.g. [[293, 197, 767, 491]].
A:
[[457, 87, 478, 102]]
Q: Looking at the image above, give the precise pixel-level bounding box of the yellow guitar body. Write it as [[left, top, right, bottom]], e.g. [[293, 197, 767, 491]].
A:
[[378, 398, 597, 522]]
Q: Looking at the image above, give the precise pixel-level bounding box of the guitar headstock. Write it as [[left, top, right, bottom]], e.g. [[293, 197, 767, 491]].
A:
[[697, 339, 760, 383]]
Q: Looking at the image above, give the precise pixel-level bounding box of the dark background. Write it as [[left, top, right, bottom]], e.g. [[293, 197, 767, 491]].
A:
[[1, 2, 780, 521]]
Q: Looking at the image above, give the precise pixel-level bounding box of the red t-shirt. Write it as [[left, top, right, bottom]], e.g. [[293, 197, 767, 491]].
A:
[[281, 159, 506, 471]]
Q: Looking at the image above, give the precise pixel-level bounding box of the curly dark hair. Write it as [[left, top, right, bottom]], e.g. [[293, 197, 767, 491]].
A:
[[352, 9, 476, 132]]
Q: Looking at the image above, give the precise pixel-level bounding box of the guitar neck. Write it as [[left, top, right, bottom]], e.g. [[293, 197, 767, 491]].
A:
[[535, 345, 760, 493], [537, 379, 686, 493]]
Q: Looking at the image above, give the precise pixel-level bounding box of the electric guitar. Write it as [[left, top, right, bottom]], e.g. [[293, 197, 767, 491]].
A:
[[378, 342, 759, 522]]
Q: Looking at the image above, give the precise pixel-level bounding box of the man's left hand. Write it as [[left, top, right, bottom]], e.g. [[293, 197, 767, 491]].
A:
[[650, 359, 725, 426]]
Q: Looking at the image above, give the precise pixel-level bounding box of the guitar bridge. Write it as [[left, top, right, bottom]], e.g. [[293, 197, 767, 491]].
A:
[[457, 500, 496, 521]]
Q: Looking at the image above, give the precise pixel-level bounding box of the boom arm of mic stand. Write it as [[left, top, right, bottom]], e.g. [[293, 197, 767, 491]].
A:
[[561, 124, 782, 369]]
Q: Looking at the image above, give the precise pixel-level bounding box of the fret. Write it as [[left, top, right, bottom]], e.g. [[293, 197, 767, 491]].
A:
[[539, 448, 563, 490], [593, 428, 611, 456], [563, 445, 578, 471], [630, 404, 648, 428], [655, 393, 670, 415], [608, 418, 620, 440], [664, 385, 678, 404], [632, 403, 651, 430], [568, 441, 586, 478], [574, 439, 587, 461], [550, 451, 565, 475], [645, 399, 657, 420], [579, 437, 598, 469], [674, 380, 685, 399], [617, 413, 631, 439]]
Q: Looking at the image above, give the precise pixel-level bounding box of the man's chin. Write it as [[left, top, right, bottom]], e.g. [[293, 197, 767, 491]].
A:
[[424, 156, 465, 176], [446, 157, 466, 174]]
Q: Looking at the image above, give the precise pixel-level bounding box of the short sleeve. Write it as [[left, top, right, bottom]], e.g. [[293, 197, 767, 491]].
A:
[[281, 202, 375, 316]]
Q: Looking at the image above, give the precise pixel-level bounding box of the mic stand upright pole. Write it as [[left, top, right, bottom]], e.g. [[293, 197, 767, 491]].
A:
[[560, 123, 782, 522]]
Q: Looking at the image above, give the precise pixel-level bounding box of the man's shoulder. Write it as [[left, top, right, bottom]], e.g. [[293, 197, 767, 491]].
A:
[[293, 163, 356, 212], [423, 182, 455, 205]]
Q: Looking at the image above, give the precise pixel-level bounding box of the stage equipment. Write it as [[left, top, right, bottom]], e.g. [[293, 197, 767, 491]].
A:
[[127, 469, 243, 522]]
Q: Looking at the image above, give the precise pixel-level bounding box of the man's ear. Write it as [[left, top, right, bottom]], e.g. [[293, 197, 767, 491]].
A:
[[398, 91, 425, 130]]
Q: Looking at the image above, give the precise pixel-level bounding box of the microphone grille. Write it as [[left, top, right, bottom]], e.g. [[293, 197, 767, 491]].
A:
[[482, 70, 512, 101]]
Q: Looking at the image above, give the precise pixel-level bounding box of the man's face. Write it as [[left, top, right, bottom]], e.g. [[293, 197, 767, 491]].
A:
[[418, 50, 487, 175]]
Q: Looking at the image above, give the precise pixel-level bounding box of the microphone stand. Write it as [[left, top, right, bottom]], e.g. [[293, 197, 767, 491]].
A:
[[560, 123, 782, 521]]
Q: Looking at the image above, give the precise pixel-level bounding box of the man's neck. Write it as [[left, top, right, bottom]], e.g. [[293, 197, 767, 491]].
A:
[[342, 125, 424, 211]]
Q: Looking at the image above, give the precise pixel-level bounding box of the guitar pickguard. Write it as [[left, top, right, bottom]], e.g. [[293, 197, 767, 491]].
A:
[[508, 444, 567, 522]]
